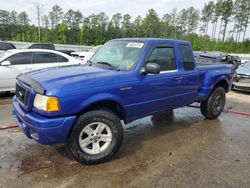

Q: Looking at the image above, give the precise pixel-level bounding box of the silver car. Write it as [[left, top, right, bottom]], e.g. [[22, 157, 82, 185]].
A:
[[0, 49, 81, 92]]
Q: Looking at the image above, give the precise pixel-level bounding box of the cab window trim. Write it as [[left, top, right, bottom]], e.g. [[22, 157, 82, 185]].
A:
[[144, 45, 177, 74]]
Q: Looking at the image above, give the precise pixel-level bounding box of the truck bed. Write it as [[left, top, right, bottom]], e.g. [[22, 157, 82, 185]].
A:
[[196, 63, 233, 99]]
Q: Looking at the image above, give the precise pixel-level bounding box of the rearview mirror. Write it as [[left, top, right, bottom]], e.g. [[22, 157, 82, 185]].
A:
[[141, 63, 160, 74], [1, 61, 11, 66]]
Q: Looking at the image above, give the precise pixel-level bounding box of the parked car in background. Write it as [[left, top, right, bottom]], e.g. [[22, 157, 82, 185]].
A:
[[195, 52, 240, 69], [0, 42, 16, 53], [28, 43, 55, 50], [71, 45, 102, 61], [28, 43, 75, 56], [0, 49, 81, 92], [233, 61, 250, 92], [241, 59, 250, 64]]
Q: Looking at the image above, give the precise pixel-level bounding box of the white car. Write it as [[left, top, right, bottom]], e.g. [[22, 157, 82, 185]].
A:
[[0, 49, 81, 92], [71, 45, 102, 62]]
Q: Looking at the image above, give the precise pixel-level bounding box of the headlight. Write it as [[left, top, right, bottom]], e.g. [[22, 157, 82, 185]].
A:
[[33, 94, 60, 112]]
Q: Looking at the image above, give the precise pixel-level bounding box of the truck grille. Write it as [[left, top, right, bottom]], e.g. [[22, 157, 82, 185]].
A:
[[16, 83, 30, 106]]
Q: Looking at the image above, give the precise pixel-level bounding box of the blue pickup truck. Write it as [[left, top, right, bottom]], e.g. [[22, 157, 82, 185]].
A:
[[12, 38, 234, 164]]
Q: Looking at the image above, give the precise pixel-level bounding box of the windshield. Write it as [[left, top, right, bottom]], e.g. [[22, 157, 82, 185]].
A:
[[90, 41, 145, 70], [0, 50, 13, 59], [196, 55, 217, 64]]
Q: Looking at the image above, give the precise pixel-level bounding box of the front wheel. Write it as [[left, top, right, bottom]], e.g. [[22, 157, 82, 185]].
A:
[[65, 110, 123, 164], [200, 87, 226, 119]]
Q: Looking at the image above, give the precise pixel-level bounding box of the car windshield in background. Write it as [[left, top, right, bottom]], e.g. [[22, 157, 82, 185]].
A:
[[196, 55, 217, 64], [0, 51, 13, 59], [90, 41, 145, 71], [242, 61, 250, 67]]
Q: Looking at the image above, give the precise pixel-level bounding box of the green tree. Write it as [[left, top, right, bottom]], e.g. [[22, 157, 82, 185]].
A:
[[10, 10, 17, 25], [132, 15, 143, 37], [58, 21, 68, 44], [179, 7, 199, 35], [0, 10, 10, 40], [18, 11, 29, 26], [142, 9, 161, 37], [201, 1, 214, 35], [162, 8, 181, 38], [107, 13, 122, 39], [219, 0, 234, 41], [49, 5, 63, 29], [121, 14, 133, 37], [211, 0, 221, 39]]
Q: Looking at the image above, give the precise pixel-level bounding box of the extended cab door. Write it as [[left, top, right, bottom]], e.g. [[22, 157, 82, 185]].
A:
[[177, 44, 200, 104], [128, 45, 186, 118], [125, 43, 200, 120], [0, 52, 33, 91]]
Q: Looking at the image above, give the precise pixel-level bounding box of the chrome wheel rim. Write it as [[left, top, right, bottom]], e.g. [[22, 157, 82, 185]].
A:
[[79, 122, 112, 155], [212, 93, 225, 114]]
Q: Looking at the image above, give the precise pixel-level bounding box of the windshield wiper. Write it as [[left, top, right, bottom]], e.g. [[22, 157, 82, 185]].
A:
[[96, 61, 120, 71]]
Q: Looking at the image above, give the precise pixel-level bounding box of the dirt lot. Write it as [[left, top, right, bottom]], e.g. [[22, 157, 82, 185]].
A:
[[0, 91, 250, 188]]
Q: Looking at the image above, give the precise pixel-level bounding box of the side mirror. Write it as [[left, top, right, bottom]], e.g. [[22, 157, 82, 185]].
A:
[[141, 63, 160, 74], [1, 61, 11, 66]]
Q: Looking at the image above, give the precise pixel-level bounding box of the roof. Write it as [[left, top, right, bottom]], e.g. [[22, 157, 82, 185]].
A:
[[0, 49, 74, 60], [0, 41, 13, 44], [110, 38, 191, 45], [6, 49, 67, 54]]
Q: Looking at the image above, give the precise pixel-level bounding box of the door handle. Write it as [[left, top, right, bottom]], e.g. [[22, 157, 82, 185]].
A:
[[175, 76, 183, 81]]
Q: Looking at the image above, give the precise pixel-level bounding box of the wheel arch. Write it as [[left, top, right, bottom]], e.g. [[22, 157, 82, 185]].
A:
[[78, 93, 127, 122], [213, 79, 229, 92]]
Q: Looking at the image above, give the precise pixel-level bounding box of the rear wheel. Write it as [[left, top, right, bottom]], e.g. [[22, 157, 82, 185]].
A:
[[65, 110, 123, 164], [201, 87, 226, 119]]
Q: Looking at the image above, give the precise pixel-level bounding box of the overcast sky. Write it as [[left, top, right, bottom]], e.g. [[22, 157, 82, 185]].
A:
[[0, 0, 249, 39]]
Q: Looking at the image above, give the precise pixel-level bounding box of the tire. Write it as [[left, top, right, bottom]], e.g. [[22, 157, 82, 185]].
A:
[[200, 87, 226, 119], [65, 110, 123, 164]]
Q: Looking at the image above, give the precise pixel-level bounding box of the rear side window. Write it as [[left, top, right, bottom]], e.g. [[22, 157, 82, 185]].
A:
[[35, 52, 68, 63], [28, 44, 42, 49], [180, 45, 195, 70], [147, 47, 176, 71], [42, 44, 54, 50], [6, 52, 33, 65], [35, 52, 58, 63], [57, 55, 68, 62]]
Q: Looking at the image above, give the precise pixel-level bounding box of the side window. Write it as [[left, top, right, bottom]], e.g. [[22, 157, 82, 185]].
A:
[[57, 55, 68, 62], [180, 45, 195, 70], [147, 47, 176, 72], [32, 44, 42, 49], [35, 52, 58, 63], [6, 52, 33, 65]]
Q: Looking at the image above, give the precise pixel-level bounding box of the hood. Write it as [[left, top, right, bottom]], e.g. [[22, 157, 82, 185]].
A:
[[24, 64, 127, 94], [237, 63, 250, 76]]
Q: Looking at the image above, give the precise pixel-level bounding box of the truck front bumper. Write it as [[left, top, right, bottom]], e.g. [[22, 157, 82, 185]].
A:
[[12, 96, 76, 145]]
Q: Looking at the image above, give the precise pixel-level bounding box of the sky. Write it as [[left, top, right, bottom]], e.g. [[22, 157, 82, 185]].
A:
[[0, 0, 249, 39]]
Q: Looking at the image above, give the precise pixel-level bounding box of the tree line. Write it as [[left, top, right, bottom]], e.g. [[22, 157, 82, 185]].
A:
[[0, 0, 249, 53]]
